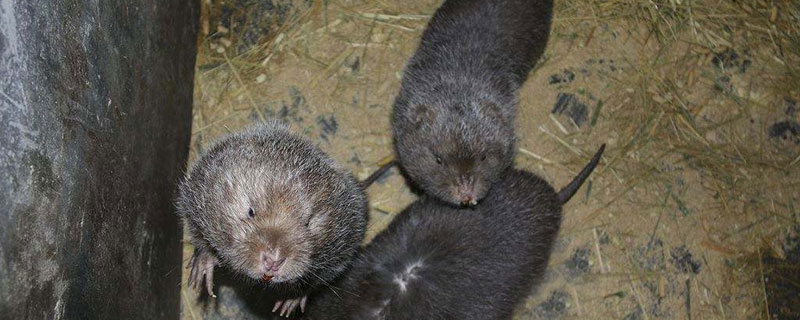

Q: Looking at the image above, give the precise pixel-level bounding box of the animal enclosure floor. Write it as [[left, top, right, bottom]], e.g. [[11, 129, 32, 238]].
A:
[[182, 0, 800, 319]]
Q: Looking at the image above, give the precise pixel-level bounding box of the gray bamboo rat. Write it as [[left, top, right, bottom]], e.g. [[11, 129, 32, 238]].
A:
[[392, 0, 554, 206], [304, 145, 605, 320], [176, 122, 368, 317]]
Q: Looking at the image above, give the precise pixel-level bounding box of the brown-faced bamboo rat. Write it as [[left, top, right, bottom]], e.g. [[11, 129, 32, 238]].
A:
[[392, 0, 554, 206], [176, 121, 368, 317]]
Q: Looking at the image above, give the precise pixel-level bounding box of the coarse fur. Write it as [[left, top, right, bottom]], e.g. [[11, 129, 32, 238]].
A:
[[176, 121, 367, 307], [305, 146, 604, 320], [304, 170, 560, 320], [392, 0, 554, 206]]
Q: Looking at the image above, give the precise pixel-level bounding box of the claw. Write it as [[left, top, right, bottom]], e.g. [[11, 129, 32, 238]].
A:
[[205, 262, 216, 298], [280, 299, 291, 316], [187, 263, 195, 289], [272, 296, 307, 317], [187, 248, 218, 298]]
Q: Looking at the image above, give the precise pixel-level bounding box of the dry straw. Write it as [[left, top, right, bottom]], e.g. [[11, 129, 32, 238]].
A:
[[185, 0, 799, 319]]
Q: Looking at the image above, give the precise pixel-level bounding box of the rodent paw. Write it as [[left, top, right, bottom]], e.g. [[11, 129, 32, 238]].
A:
[[272, 296, 307, 318], [187, 248, 219, 298]]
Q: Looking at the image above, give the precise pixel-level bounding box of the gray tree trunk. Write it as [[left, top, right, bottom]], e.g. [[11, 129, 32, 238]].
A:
[[0, 0, 198, 318]]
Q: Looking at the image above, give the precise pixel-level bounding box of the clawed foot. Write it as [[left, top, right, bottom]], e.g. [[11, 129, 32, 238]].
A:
[[272, 296, 307, 318], [187, 247, 219, 298]]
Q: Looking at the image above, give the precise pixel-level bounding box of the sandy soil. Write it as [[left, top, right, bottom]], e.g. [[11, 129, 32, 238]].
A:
[[182, 0, 800, 319]]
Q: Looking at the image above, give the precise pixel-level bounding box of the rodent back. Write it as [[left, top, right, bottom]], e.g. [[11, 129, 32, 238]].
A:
[[306, 170, 564, 319]]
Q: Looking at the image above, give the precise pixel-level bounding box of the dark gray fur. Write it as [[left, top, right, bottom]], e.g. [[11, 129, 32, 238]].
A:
[[176, 122, 367, 301], [304, 170, 559, 320], [305, 146, 604, 320], [392, 0, 554, 206]]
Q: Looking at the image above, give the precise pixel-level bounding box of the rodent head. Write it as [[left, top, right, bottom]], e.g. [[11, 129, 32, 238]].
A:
[[394, 99, 515, 206], [182, 165, 319, 284], [178, 123, 367, 294]]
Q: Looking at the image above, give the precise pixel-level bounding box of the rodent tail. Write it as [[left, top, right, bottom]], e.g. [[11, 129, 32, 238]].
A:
[[557, 144, 605, 204], [361, 159, 397, 189]]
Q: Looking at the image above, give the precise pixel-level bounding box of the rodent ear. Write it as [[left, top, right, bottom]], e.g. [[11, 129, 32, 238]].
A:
[[223, 172, 235, 190], [409, 103, 433, 128], [480, 100, 510, 127], [214, 171, 236, 200]]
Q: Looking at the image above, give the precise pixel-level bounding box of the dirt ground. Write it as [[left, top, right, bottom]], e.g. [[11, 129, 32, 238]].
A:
[[182, 0, 800, 319]]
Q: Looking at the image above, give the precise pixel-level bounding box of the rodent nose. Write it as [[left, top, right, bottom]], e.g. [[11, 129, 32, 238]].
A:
[[456, 180, 476, 206], [262, 251, 286, 273]]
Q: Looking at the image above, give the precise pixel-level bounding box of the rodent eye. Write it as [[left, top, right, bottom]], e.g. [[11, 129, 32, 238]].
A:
[[435, 155, 442, 164], [248, 208, 255, 218], [481, 154, 487, 161]]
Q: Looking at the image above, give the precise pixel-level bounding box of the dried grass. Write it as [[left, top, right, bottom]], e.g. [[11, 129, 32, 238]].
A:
[[184, 0, 800, 319]]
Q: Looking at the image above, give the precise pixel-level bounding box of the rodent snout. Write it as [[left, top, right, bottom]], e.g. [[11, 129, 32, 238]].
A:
[[455, 176, 478, 206], [261, 250, 286, 274]]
